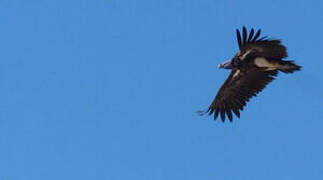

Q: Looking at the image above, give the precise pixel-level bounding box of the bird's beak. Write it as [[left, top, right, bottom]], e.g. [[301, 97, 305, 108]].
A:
[[218, 60, 233, 69]]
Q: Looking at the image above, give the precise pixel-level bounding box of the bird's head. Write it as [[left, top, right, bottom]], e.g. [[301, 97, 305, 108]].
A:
[[218, 60, 233, 69]]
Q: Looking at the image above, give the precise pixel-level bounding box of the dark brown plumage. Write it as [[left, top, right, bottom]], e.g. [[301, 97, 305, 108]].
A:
[[200, 27, 301, 122]]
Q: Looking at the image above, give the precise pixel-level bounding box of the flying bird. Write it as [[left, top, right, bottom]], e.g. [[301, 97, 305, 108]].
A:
[[199, 27, 301, 122]]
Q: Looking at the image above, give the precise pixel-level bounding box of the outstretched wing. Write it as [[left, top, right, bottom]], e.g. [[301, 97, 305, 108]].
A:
[[236, 27, 287, 60], [205, 68, 278, 122]]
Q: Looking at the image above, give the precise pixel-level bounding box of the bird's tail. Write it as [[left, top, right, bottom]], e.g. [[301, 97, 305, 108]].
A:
[[277, 60, 301, 73]]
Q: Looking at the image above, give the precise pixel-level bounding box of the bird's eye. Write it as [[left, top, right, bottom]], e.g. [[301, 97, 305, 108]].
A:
[[232, 58, 240, 66]]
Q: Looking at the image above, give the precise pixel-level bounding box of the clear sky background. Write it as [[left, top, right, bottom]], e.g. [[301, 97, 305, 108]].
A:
[[0, 0, 322, 179]]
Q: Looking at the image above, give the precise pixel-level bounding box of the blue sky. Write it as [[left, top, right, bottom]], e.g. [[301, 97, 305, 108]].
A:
[[0, 0, 322, 179]]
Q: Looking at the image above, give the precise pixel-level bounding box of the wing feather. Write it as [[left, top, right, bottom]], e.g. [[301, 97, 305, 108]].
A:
[[214, 109, 220, 119], [236, 29, 242, 48], [247, 28, 254, 42], [220, 105, 226, 122], [252, 29, 261, 42], [214, 108, 219, 120], [225, 102, 233, 121], [242, 27, 247, 44], [232, 107, 240, 118]]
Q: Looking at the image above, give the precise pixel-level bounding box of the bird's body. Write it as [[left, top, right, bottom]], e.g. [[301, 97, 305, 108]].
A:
[[200, 27, 301, 122]]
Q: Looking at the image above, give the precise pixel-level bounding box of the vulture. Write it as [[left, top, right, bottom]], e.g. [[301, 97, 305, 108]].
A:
[[199, 27, 301, 122]]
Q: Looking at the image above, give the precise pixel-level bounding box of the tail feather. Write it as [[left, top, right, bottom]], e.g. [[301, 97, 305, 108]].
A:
[[278, 60, 301, 73]]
